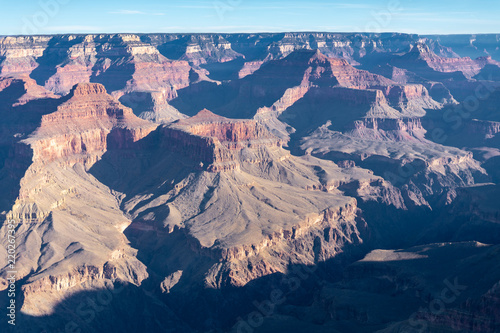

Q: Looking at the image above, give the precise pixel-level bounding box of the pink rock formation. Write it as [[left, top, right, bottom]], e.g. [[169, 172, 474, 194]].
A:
[[401, 43, 496, 78], [24, 82, 157, 166], [0, 75, 57, 105], [161, 109, 282, 172]]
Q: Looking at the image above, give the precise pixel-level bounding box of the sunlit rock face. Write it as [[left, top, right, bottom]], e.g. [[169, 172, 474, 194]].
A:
[[0, 32, 499, 333]]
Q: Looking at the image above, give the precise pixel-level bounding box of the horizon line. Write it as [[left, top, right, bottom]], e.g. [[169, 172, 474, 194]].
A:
[[1, 31, 500, 37]]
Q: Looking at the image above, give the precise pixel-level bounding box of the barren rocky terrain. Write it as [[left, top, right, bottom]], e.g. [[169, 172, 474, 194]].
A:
[[0, 32, 499, 333]]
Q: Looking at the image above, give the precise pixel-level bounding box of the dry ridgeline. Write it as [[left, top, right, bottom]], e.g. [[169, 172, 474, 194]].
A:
[[0, 33, 500, 332]]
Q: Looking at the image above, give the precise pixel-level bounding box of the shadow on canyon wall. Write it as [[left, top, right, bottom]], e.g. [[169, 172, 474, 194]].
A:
[[0, 81, 68, 226], [4, 125, 500, 333]]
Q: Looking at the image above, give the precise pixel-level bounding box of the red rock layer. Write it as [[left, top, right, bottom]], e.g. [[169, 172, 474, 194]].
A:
[[408, 43, 486, 78], [0, 34, 198, 97], [23, 82, 157, 166], [0, 36, 49, 75], [271, 50, 435, 116], [0, 75, 57, 105], [123, 59, 193, 95], [160, 109, 282, 172], [285, 49, 394, 88]]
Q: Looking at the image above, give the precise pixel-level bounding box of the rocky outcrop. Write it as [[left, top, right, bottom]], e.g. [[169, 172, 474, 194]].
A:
[[424, 81, 458, 104], [89, 107, 406, 292], [306, 50, 394, 88], [118, 89, 186, 123], [0, 75, 57, 106], [0, 34, 201, 102], [301, 119, 486, 207], [379, 84, 442, 116], [298, 50, 439, 113], [394, 43, 500, 80], [261, 49, 394, 89], [249, 50, 441, 138], [254, 84, 311, 138], [123, 59, 193, 92], [347, 118, 427, 142], [464, 119, 500, 139], [0, 36, 50, 75], [369, 64, 459, 105], [238, 60, 265, 78], [0, 82, 159, 320], [21, 260, 148, 316], [160, 109, 282, 172], [210, 200, 364, 287], [145, 34, 243, 65], [418, 48, 482, 78], [22, 82, 157, 166]]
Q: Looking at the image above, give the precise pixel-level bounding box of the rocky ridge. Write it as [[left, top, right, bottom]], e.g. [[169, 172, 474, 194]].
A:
[[97, 109, 404, 288], [0, 32, 499, 333], [0, 83, 157, 319]]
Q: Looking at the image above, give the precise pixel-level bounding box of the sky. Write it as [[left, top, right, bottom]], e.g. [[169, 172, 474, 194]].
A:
[[1, 0, 499, 36]]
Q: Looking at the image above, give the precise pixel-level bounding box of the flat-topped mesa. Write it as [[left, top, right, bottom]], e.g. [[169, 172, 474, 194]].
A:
[[160, 109, 284, 172], [70, 82, 108, 96]]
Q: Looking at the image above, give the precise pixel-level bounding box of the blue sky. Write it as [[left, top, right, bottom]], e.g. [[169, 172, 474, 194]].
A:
[[1, 0, 499, 35]]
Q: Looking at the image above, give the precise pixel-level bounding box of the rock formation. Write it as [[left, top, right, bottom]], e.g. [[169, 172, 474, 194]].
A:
[[92, 109, 403, 290], [0, 32, 499, 333], [24, 82, 157, 166], [0, 83, 156, 322]]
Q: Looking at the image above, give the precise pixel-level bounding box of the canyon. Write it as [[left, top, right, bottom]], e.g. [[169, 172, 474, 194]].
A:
[[0, 32, 499, 333]]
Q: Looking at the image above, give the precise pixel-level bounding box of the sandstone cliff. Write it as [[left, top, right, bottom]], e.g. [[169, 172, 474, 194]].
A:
[[0, 32, 499, 333], [88, 109, 404, 290], [23, 82, 157, 166], [0, 83, 157, 318]]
